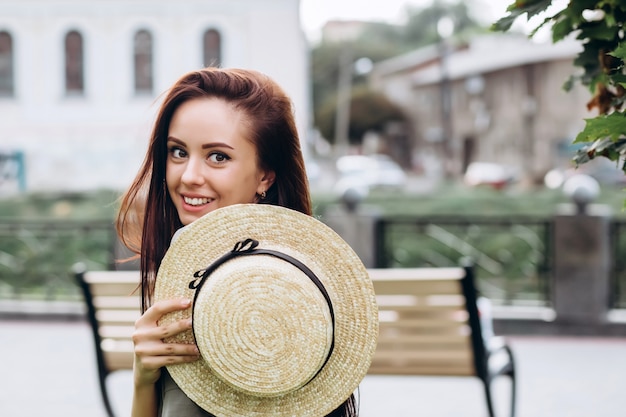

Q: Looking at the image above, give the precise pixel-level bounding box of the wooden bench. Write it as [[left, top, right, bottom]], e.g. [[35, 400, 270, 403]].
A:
[[75, 264, 515, 417], [73, 263, 140, 417], [368, 265, 516, 417]]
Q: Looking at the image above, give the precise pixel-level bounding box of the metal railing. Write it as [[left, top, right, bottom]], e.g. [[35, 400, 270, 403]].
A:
[[1, 216, 625, 309], [0, 220, 115, 301], [374, 216, 553, 307]]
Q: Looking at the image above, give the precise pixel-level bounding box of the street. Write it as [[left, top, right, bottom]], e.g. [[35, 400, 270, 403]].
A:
[[1, 320, 625, 417]]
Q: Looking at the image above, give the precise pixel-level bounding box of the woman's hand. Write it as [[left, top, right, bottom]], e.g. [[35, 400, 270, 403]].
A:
[[132, 298, 200, 387]]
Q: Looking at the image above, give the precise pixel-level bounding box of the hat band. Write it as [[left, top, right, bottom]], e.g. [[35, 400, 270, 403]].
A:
[[188, 238, 336, 386]]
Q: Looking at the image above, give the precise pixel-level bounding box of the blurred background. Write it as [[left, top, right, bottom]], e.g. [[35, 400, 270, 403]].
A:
[[1, 1, 626, 416], [1, 0, 624, 310]]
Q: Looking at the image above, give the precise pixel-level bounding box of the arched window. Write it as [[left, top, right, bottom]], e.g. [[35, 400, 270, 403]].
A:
[[0, 31, 14, 96], [65, 30, 84, 94], [134, 29, 153, 94], [203, 29, 221, 68]]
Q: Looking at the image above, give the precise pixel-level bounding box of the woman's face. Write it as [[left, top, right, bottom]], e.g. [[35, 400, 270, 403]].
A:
[[165, 97, 274, 226]]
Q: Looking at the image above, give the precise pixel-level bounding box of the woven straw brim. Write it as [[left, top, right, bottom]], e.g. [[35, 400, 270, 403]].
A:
[[154, 204, 378, 417]]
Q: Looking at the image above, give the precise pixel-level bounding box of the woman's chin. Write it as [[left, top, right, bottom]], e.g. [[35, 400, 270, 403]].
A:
[[179, 207, 213, 225]]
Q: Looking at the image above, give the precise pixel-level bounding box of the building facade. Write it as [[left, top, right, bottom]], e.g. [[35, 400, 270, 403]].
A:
[[0, 0, 308, 192], [370, 34, 593, 183]]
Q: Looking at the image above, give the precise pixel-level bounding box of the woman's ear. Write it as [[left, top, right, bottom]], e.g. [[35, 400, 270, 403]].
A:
[[257, 170, 276, 194]]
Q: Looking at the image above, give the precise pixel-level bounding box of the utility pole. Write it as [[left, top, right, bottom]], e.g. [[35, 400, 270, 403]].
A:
[[334, 45, 353, 159], [437, 16, 454, 179]]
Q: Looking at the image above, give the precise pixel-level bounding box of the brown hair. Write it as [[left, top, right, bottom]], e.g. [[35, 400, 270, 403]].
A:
[[116, 67, 312, 311]]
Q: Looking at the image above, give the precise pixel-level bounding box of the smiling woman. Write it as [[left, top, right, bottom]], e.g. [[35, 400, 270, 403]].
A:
[[114, 67, 363, 417]]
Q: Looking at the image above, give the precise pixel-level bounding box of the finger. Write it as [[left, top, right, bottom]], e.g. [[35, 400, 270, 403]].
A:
[[139, 353, 200, 369], [135, 341, 200, 361], [156, 317, 194, 340], [137, 298, 192, 325], [133, 316, 193, 342]]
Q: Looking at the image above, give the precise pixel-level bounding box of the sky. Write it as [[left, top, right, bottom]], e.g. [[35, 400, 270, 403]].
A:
[[299, 0, 511, 40]]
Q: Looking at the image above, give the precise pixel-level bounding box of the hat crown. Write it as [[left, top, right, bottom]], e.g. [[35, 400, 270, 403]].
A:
[[192, 243, 335, 397]]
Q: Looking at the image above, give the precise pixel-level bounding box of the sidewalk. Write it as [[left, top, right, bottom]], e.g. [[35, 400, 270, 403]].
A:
[[1, 319, 625, 417]]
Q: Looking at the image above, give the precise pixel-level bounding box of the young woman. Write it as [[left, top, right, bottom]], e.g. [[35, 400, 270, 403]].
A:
[[116, 68, 358, 417]]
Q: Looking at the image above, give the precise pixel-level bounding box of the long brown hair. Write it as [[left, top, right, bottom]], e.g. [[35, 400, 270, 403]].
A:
[[115, 67, 356, 417], [116, 68, 311, 311]]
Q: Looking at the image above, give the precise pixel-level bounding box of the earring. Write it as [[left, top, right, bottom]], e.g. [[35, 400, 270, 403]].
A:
[[260, 191, 266, 200]]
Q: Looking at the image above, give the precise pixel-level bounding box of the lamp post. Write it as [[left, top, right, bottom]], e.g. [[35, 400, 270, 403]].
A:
[[334, 45, 354, 159], [437, 16, 454, 178], [334, 46, 373, 159]]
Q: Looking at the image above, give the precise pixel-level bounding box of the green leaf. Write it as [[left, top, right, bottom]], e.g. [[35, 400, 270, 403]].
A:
[[568, 0, 604, 16], [573, 138, 626, 165], [491, 14, 519, 32], [574, 113, 626, 143], [522, 0, 557, 19], [579, 20, 620, 41], [609, 42, 626, 60], [551, 15, 574, 42], [491, 0, 553, 32]]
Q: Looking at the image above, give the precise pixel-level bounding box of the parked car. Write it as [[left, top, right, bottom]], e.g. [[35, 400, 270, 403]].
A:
[[464, 162, 518, 190], [334, 154, 407, 196]]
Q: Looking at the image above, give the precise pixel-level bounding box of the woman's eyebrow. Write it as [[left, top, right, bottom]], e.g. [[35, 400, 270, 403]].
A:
[[166, 137, 234, 150], [201, 142, 234, 150]]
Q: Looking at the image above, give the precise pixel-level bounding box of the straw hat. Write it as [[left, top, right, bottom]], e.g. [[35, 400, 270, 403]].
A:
[[154, 204, 378, 417]]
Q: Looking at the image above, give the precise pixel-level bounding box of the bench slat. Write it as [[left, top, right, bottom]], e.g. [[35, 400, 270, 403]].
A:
[[373, 349, 473, 361], [375, 333, 470, 345], [368, 364, 475, 376], [368, 267, 466, 280], [84, 271, 139, 297], [95, 310, 140, 325], [88, 284, 139, 297], [93, 296, 140, 309], [84, 271, 141, 283], [373, 279, 462, 295], [381, 316, 469, 325], [99, 325, 135, 339], [376, 295, 465, 309]]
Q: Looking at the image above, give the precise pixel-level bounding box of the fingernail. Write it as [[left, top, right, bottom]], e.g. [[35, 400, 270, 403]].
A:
[[182, 298, 191, 307]]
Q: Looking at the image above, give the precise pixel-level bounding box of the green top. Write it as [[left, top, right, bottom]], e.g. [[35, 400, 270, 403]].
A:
[[159, 369, 213, 417]]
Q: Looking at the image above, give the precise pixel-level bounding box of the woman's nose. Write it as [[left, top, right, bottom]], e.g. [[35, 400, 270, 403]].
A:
[[180, 157, 205, 185]]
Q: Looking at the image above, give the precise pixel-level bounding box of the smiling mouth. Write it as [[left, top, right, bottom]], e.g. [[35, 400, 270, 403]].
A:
[[183, 196, 213, 206]]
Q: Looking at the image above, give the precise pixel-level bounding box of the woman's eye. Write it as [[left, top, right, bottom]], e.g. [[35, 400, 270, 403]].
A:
[[170, 147, 187, 159], [208, 152, 230, 163]]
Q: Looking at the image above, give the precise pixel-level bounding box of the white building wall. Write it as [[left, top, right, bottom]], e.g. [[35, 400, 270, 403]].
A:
[[0, 0, 308, 192]]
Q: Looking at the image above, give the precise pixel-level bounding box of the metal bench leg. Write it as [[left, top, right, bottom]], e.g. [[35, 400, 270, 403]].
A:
[[510, 374, 516, 417], [483, 378, 496, 417], [482, 371, 517, 417], [505, 345, 517, 417], [99, 379, 117, 417]]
